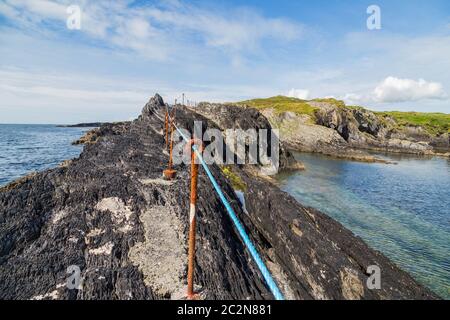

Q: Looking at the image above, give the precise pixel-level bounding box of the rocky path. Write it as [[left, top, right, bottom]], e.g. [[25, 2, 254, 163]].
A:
[[0, 94, 439, 300]]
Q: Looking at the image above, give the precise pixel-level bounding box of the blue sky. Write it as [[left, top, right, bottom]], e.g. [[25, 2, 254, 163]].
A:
[[0, 0, 449, 123]]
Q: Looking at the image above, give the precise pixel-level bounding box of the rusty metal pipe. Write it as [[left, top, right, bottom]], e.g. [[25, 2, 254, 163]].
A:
[[186, 139, 203, 299], [187, 151, 198, 298], [163, 107, 177, 180], [168, 120, 175, 170], [164, 110, 169, 150]]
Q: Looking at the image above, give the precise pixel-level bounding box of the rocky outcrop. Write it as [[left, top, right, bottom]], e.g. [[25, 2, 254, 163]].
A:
[[430, 133, 450, 151], [259, 108, 388, 163], [314, 104, 436, 155], [72, 128, 100, 145], [237, 97, 449, 158], [192, 102, 304, 171], [72, 123, 129, 146], [0, 94, 438, 300], [58, 123, 103, 128]]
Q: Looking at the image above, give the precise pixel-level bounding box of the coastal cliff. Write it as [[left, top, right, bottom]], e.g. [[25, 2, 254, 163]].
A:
[[0, 94, 438, 300], [237, 96, 450, 160]]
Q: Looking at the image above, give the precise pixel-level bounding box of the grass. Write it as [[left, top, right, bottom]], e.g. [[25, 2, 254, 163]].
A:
[[221, 166, 247, 191], [311, 98, 347, 108], [238, 95, 317, 116], [376, 111, 450, 135], [237, 95, 450, 136]]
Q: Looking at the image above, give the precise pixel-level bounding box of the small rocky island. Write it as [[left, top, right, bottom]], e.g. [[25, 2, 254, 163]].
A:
[[0, 94, 438, 300]]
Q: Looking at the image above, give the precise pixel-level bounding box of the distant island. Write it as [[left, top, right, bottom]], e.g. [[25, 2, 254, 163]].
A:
[[57, 122, 104, 128]]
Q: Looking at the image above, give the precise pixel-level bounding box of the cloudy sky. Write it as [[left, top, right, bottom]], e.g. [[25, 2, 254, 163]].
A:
[[0, 0, 449, 123]]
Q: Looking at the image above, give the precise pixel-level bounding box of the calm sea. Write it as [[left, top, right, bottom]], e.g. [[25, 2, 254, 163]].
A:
[[0, 124, 90, 186], [277, 152, 450, 298], [1, 125, 449, 298]]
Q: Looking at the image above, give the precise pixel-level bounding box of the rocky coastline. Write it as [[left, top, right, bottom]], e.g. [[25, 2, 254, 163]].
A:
[[57, 123, 104, 128], [0, 94, 439, 300], [225, 97, 450, 162]]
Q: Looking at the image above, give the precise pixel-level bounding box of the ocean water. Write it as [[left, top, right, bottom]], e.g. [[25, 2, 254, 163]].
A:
[[0, 124, 90, 186], [277, 152, 450, 298], [1, 125, 449, 298]]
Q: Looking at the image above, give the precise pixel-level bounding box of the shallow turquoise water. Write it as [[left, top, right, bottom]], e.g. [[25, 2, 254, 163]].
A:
[[0, 124, 89, 186], [1, 125, 448, 298], [277, 152, 450, 299]]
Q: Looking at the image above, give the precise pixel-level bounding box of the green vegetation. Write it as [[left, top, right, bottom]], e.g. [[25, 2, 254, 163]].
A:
[[376, 111, 450, 135], [311, 98, 346, 108], [238, 95, 317, 116], [221, 166, 247, 191], [345, 105, 366, 111], [237, 95, 449, 136]]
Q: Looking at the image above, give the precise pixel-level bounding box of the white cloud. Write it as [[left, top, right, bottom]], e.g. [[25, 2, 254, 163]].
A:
[[0, 0, 302, 61], [287, 88, 309, 100], [0, 67, 153, 123], [342, 93, 364, 105], [373, 76, 447, 103], [0, 67, 282, 123], [145, 6, 301, 52], [6, 0, 66, 20]]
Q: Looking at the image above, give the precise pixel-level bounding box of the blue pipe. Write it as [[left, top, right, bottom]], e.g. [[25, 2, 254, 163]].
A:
[[173, 122, 284, 300]]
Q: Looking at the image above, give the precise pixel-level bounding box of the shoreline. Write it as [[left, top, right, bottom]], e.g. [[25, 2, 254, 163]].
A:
[[275, 151, 449, 298], [0, 95, 439, 300]]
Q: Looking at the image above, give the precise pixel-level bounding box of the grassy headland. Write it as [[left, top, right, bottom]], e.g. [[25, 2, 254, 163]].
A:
[[376, 111, 450, 135], [238, 95, 318, 116], [237, 96, 449, 136]]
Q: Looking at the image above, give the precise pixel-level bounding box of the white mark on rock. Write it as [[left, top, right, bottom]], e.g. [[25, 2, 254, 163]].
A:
[[31, 283, 65, 300], [89, 242, 114, 255], [52, 209, 68, 224], [95, 197, 134, 233], [129, 206, 186, 298]]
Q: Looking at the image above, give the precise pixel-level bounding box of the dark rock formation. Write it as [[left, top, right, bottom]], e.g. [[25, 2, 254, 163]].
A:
[[0, 94, 438, 300], [71, 123, 129, 145], [192, 102, 304, 171], [57, 123, 103, 128], [314, 104, 435, 155], [430, 133, 450, 151], [259, 107, 389, 163], [236, 167, 438, 299]]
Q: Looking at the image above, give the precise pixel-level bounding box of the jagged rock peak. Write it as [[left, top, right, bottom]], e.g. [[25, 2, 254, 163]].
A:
[[141, 93, 166, 119], [151, 93, 165, 107]]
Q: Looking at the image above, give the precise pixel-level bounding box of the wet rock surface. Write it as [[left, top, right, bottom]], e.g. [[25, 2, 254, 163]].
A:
[[0, 94, 438, 300]]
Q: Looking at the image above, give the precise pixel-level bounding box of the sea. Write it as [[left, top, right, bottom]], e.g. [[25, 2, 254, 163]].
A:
[[0, 124, 449, 298]]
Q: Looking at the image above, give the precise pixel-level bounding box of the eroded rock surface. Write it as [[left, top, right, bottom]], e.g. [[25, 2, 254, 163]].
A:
[[0, 94, 438, 300], [192, 102, 304, 171]]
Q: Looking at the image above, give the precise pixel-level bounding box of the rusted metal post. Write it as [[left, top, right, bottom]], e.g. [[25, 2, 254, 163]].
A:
[[163, 108, 177, 180], [164, 110, 169, 150], [186, 139, 202, 299]]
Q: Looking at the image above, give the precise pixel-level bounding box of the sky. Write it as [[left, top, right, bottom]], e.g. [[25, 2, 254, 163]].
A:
[[0, 0, 449, 123]]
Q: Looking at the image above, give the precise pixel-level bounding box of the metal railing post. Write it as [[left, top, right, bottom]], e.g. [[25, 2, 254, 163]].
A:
[[163, 108, 177, 180], [186, 139, 203, 299], [164, 110, 169, 150]]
